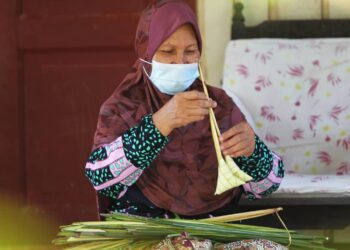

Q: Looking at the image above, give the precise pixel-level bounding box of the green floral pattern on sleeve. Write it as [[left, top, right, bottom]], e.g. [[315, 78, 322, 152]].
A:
[[234, 135, 273, 182], [122, 114, 168, 170], [85, 114, 168, 199]]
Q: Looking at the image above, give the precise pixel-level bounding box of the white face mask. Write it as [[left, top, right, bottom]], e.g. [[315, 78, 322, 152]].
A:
[[140, 59, 199, 95]]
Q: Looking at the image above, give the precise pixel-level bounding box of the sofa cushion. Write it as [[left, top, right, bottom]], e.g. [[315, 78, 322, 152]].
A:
[[223, 38, 350, 176]]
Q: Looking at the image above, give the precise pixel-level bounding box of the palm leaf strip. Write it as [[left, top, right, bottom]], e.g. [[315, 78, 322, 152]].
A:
[[53, 208, 333, 250]]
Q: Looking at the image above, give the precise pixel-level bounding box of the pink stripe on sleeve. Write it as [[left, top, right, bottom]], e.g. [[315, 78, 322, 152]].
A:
[[86, 147, 127, 171], [94, 165, 141, 191], [117, 189, 128, 199], [243, 152, 283, 198]]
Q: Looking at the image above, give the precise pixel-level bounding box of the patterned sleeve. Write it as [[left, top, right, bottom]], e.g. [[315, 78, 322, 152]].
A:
[[85, 114, 168, 199], [234, 135, 284, 200]]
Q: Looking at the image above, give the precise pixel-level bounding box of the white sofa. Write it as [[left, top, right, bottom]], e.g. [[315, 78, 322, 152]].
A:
[[222, 38, 350, 229]]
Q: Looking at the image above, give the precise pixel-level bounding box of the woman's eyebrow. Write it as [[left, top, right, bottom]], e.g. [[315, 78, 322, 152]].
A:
[[158, 45, 174, 51], [186, 43, 198, 48], [160, 42, 174, 47], [160, 42, 198, 48]]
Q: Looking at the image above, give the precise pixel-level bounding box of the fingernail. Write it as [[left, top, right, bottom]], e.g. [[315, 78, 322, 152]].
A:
[[213, 101, 217, 107]]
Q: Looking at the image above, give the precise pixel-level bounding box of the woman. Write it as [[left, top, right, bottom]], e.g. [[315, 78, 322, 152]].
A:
[[85, 0, 284, 219]]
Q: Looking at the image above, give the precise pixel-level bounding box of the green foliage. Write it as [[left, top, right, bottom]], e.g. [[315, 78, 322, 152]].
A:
[[53, 212, 333, 250]]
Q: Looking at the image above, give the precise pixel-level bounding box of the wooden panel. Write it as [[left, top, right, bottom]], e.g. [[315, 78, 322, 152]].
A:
[[277, 0, 322, 20], [23, 0, 195, 16], [22, 0, 149, 15], [19, 0, 196, 50], [232, 19, 350, 39], [23, 50, 135, 223], [0, 0, 23, 198], [329, 0, 350, 18], [18, 15, 139, 50], [19, 0, 196, 227], [19, 0, 147, 225]]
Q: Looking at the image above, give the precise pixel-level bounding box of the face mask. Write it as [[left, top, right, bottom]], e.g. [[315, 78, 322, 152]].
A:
[[140, 59, 199, 95]]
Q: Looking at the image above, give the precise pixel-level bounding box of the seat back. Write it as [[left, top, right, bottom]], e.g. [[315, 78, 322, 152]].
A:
[[223, 38, 350, 175]]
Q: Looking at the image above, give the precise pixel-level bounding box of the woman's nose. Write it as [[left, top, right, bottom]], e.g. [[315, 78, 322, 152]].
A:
[[174, 53, 188, 64]]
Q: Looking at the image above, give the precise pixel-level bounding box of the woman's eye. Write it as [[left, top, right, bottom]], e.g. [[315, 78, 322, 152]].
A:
[[186, 49, 198, 54], [161, 50, 173, 54]]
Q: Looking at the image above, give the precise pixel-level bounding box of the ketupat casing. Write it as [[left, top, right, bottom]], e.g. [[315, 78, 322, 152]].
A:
[[198, 63, 252, 195]]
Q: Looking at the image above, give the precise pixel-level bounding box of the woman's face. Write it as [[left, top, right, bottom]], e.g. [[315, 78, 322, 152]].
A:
[[153, 24, 200, 64]]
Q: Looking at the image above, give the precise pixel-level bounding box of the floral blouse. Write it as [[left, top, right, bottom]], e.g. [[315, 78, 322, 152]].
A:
[[85, 114, 284, 216]]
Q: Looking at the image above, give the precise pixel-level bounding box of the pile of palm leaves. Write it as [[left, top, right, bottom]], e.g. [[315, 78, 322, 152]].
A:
[[53, 207, 333, 250]]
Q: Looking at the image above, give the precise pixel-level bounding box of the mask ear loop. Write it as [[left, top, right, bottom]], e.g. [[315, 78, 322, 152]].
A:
[[139, 58, 152, 78], [139, 58, 151, 64]]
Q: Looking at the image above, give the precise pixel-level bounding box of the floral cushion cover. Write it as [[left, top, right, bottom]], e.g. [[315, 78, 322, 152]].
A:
[[222, 38, 350, 195]]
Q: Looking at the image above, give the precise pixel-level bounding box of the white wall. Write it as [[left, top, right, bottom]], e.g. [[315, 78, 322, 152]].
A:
[[197, 0, 350, 87], [197, 0, 233, 86]]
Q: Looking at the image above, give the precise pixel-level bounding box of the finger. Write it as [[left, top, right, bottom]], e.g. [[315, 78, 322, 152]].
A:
[[220, 122, 254, 142], [232, 143, 255, 157], [221, 133, 247, 150], [220, 123, 246, 142], [186, 99, 217, 109], [182, 90, 208, 100], [222, 138, 250, 155], [183, 107, 210, 116], [227, 141, 255, 158], [230, 148, 251, 158]]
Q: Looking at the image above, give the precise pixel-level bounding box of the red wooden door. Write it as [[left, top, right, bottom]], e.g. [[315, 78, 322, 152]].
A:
[[0, 0, 196, 238], [19, 1, 146, 226]]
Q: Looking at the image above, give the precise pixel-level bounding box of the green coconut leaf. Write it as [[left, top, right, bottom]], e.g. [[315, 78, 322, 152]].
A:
[[53, 210, 333, 250]]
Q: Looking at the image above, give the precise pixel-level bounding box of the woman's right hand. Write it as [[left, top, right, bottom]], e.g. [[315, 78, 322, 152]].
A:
[[152, 90, 217, 136]]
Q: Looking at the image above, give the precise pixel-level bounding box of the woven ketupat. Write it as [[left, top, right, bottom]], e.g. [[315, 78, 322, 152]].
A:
[[198, 64, 252, 195]]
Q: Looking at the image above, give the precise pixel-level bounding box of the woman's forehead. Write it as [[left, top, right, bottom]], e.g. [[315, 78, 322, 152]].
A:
[[159, 24, 198, 48]]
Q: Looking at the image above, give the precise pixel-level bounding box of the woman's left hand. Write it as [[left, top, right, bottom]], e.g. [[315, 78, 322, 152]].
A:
[[220, 122, 255, 158]]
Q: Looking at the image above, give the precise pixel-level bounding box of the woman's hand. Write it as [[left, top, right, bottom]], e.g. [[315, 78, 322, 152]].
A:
[[153, 90, 217, 136], [220, 122, 255, 158]]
